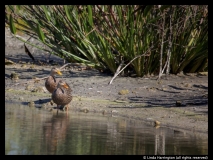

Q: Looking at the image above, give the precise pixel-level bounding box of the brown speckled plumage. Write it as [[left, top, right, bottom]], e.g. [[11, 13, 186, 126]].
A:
[[45, 68, 62, 93], [52, 80, 72, 108]]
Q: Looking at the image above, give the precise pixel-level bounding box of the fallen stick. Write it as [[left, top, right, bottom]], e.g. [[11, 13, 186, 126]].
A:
[[108, 61, 124, 85], [108, 48, 154, 85]]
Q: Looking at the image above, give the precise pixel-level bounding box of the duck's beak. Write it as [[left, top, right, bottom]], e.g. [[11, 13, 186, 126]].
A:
[[63, 83, 69, 89], [56, 71, 62, 75]]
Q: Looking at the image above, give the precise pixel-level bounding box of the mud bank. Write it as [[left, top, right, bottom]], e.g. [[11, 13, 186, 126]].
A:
[[5, 28, 208, 137]]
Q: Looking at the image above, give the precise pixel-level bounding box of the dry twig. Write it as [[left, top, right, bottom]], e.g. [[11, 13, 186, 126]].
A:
[[108, 48, 153, 85]]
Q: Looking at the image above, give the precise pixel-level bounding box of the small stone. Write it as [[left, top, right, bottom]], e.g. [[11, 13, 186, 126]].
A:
[[184, 83, 190, 87], [19, 97, 24, 101], [155, 125, 160, 129], [118, 90, 129, 95], [102, 110, 107, 115], [29, 65, 35, 69], [112, 110, 118, 114], [25, 85, 34, 91], [31, 86, 45, 93], [41, 104, 46, 108], [50, 100, 54, 105], [197, 72, 208, 76], [10, 72, 19, 80], [80, 107, 89, 113], [154, 120, 160, 126], [28, 101, 35, 107], [176, 101, 182, 107], [5, 59, 15, 65]]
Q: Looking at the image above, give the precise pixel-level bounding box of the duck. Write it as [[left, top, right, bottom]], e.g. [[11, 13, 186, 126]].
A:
[[45, 67, 62, 93], [52, 80, 72, 110]]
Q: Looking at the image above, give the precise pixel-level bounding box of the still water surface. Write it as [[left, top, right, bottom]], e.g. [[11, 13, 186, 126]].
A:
[[5, 103, 208, 155]]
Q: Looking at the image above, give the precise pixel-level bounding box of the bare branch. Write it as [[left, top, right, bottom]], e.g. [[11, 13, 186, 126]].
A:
[[108, 48, 154, 85], [108, 60, 124, 85], [157, 12, 165, 80], [166, 10, 173, 75]]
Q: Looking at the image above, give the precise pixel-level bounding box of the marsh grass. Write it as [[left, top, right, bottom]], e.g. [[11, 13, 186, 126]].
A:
[[5, 5, 208, 76]]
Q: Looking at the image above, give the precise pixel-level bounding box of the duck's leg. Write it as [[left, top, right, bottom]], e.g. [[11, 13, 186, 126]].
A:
[[56, 105, 59, 114], [66, 104, 70, 111], [66, 104, 69, 111]]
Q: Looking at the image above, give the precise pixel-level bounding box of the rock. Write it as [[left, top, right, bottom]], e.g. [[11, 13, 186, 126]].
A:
[[10, 72, 19, 80], [48, 108, 53, 112], [28, 101, 35, 107], [5, 58, 15, 65], [176, 101, 182, 107], [25, 85, 34, 91], [31, 86, 45, 93], [112, 110, 119, 114], [50, 100, 54, 105], [29, 65, 35, 69], [154, 120, 160, 126], [118, 89, 129, 95], [184, 83, 191, 87], [102, 110, 107, 115], [41, 104, 46, 108], [155, 125, 160, 129], [19, 97, 24, 101], [80, 107, 89, 113], [197, 72, 208, 76]]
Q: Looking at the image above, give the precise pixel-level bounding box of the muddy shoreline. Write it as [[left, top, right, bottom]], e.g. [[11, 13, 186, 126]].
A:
[[5, 28, 208, 137]]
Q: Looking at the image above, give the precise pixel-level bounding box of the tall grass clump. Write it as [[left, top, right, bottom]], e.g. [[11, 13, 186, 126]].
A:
[[5, 5, 208, 76]]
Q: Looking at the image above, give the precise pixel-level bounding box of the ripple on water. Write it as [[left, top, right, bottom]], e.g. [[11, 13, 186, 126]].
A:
[[5, 102, 208, 155]]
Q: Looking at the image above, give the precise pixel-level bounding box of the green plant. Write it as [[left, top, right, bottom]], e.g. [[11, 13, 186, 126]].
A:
[[5, 5, 208, 76]]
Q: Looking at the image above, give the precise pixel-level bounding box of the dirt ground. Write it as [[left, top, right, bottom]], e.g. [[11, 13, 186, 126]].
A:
[[5, 28, 208, 138]]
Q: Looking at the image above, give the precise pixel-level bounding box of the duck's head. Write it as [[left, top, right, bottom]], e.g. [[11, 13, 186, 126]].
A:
[[57, 80, 69, 89], [50, 67, 62, 76]]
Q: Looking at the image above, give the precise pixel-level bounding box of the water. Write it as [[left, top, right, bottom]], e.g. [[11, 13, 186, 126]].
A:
[[5, 103, 208, 155]]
